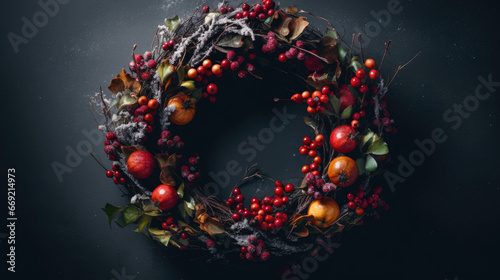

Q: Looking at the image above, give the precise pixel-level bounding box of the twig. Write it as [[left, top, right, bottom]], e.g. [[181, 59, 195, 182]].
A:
[[298, 10, 334, 29], [378, 40, 392, 70], [348, 33, 355, 59], [295, 46, 329, 63], [357, 33, 364, 62], [89, 151, 107, 170], [386, 51, 421, 88]]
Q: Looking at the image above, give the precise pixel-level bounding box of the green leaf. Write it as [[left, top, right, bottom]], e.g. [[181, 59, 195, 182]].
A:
[[184, 195, 196, 217], [177, 183, 185, 199], [348, 56, 363, 72], [180, 80, 195, 91], [340, 105, 353, 119], [165, 15, 180, 34], [303, 116, 318, 133], [178, 203, 187, 219], [117, 94, 137, 112], [190, 88, 203, 100], [136, 215, 152, 233], [325, 27, 339, 40], [157, 62, 175, 84], [330, 95, 341, 115], [102, 203, 122, 227], [149, 228, 172, 247], [216, 34, 244, 48], [358, 129, 375, 149], [122, 204, 142, 226], [348, 85, 361, 100], [204, 12, 220, 24], [365, 155, 378, 172], [366, 139, 389, 155], [140, 199, 161, 212], [109, 99, 118, 108], [177, 65, 189, 85], [336, 44, 348, 63], [356, 158, 366, 175]]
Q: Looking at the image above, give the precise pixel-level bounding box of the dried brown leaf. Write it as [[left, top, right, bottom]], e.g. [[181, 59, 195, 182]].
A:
[[108, 68, 141, 94]]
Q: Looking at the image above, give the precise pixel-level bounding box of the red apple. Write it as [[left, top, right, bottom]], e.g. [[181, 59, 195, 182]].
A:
[[151, 184, 179, 210], [127, 150, 155, 179]]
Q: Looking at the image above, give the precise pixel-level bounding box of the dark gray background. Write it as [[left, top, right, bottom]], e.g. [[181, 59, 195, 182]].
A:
[[1, 0, 499, 279]]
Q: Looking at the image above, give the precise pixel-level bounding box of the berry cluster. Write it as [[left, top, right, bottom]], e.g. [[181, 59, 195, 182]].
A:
[[180, 154, 200, 185], [157, 130, 184, 149], [240, 235, 270, 261], [161, 39, 176, 52], [262, 31, 279, 53], [298, 135, 325, 174], [227, 180, 294, 231], [186, 59, 224, 103], [291, 86, 333, 114], [103, 132, 121, 161], [304, 172, 337, 199], [236, 1, 275, 20], [161, 216, 189, 249], [129, 52, 157, 81], [278, 40, 306, 62], [347, 186, 389, 219], [105, 163, 126, 185], [133, 96, 159, 135]]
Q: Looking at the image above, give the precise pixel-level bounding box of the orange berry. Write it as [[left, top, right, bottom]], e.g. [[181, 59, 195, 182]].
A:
[[301, 91, 311, 99], [203, 59, 212, 68], [312, 91, 322, 98], [138, 96, 148, 105], [315, 134, 325, 144], [187, 68, 198, 79], [355, 207, 364, 215], [314, 156, 322, 164], [148, 99, 159, 110], [211, 64, 222, 75], [307, 106, 316, 114], [144, 113, 154, 124], [365, 58, 376, 69]]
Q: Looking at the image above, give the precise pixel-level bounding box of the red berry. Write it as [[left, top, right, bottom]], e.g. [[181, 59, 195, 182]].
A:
[[369, 69, 380, 80], [274, 187, 284, 196], [352, 112, 360, 120], [374, 186, 382, 194], [267, 9, 275, 16], [202, 5, 209, 13], [106, 132, 116, 140], [228, 7, 234, 12], [291, 93, 303, 104], [162, 43, 169, 51], [308, 150, 317, 157], [113, 178, 119, 184], [273, 198, 283, 208], [309, 142, 318, 150], [278, 53, 287, 62], [180, 233, 188, 240], [351, 120, 360, 128], [359, 84, 369, 94], [301, 165, 310, 173], [359, 110, 366, 117], [207, 83, 218, 94], [242, 11, 249, 18], [249, 11, 256, 19], [242, 3, 250, 11], [284, 184, 294, 193], [303, 137, 312, 145], [348, 201, 356, 209], [233, 188, 241, 195], [356, 69, 366, 79], [321, 86, 330, 95], [282, 196, 289, 204], [258, 13, 266, 20], [106, 170, 113, 178], [350, 77, 361, 87], [235, 194, 244, 203], [221, 59, 230, 70], [299, 147, 309, 156], [320, 95, 329, 103], [114, 171, 121, 178], [232, 213, 241, 221], [310, 163, 318, 171], [235, 12, 242, 19], [274, 219, 283, 227], [251, 197, 260, 204], [347, 193, 355, 200], [162, 222, 169, 230], [166, 217, 174, 224], [220, 6, 227, 14]]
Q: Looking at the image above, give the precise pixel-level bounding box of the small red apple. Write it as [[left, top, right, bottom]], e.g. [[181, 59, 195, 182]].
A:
[[127, 150, 155, 179], [151, 184, 179, 210]]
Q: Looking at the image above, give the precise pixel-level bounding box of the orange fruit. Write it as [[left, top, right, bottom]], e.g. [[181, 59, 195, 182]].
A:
[[365, 58, 376, 69], [307, 197, 340, 228], [126, 151, 155, 179], [187, 68, 198, 79], [211, 64, 222, 75], [138, 96, 148, 105], [148, 99, 159, 110], [202, 59, 212, 68], [328, 156, 359, 187]]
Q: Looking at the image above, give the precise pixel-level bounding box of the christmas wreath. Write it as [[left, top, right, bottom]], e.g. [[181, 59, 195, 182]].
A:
[[91, 1, 415, 262]]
